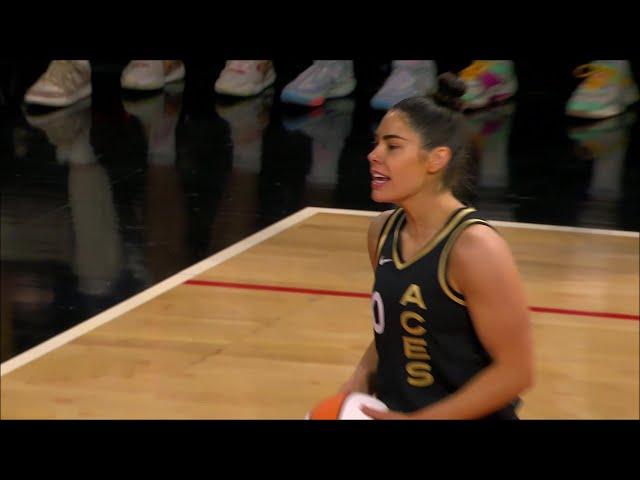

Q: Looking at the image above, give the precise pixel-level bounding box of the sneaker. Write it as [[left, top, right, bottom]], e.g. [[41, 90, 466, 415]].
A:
[[566, 60, 639, 119], [370, 60, 437, 110], [24, 60, 92, 108], [214, 60, 276, 97], [280, 60, 356, 107], [121, 60, 185, 91], [459, 60, 518, 110]]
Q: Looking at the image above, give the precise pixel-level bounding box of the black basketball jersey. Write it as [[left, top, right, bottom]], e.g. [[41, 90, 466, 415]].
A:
[[371, 206, 520, 419]]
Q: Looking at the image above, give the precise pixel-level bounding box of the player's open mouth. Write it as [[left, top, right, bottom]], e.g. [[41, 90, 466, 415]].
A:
[[371, 171, 390, 188]]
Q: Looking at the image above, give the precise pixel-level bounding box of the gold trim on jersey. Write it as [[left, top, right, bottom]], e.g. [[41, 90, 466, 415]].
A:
[[375, 209, 404, 263], [437, 218, 493, 306], [392, 207, 476, 271]]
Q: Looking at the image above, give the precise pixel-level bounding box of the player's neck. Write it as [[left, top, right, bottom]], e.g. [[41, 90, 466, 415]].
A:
[[399, 190, 465, 240]]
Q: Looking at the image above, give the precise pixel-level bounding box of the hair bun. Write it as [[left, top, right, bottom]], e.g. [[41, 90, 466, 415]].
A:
[[433, 72, 466, 111]]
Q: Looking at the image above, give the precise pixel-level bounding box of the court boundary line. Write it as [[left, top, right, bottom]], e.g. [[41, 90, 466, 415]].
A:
[[3, 206, 637, 376], [308, 207, 640, 237]]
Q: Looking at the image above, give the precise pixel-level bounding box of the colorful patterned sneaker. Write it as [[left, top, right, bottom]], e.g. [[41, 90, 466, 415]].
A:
[[214, 60, 276, 97], [120, 60, 185, 91], [280, 60, 356, 107], [566, 60, 640, 119], [459, 60, 518, 110], [370, 60, 437, 110], [24, 60, 92, 108]]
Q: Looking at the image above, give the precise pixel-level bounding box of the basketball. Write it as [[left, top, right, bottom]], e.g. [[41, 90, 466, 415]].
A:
[[305, 392, 389, 420]]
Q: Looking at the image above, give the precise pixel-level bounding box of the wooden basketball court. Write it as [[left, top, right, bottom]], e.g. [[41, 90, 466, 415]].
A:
[[1, 207, 638, 419]]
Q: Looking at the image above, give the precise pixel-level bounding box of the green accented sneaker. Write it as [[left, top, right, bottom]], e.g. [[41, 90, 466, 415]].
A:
[[566, 60, 639, 119]]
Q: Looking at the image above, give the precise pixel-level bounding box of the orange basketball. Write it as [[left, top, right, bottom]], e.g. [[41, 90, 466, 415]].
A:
[[305, 392, 389, 420]]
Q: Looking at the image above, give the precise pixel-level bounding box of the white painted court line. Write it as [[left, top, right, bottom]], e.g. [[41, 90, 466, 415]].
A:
[[489, 221, 639, 237], [308, 207, 380, 217], [308, 207, 640, 238], [1, 207, 319, 377]]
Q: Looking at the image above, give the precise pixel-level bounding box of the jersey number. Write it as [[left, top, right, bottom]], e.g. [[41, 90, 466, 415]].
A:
[[371, 291, 385, 334]]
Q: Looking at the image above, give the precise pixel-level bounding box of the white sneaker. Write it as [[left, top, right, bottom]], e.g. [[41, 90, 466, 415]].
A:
[[280, 60, 356, 107], [370, 60, 437, 110], [24, 60, 92, 108], [121, 60, 185, 91], [214, 60, 276, 97]]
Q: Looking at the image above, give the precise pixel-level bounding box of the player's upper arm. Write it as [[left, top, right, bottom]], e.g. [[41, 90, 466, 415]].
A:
[[449, 224, 534, 383], [367, 210, 395, 271]]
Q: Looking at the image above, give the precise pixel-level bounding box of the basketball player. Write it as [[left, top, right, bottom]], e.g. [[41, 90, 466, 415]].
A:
[[341, 73, 534, 420]]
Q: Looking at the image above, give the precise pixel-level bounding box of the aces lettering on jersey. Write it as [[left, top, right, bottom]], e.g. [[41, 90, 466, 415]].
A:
[[371, 284, 434, 387]]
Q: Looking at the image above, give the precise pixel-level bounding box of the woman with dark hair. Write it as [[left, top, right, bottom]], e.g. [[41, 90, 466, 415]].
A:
[[342, 73, 534, 420]]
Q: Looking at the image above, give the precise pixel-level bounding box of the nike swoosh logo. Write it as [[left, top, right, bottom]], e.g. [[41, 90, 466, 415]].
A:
[[379, 257, 393, 265]]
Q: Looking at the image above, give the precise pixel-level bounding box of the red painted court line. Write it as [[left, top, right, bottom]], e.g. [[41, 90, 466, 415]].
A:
[[186, 280, 370, 299], [527, 306, 638, 321], [184, 280, 640, 321]]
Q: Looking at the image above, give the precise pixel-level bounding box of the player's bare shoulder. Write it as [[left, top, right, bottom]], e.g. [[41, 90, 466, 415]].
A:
[[454, 222, 509, 260]]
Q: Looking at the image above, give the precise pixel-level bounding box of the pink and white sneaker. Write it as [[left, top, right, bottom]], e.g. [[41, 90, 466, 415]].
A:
[[214, 60, 276, 97], [120, 60, 185, 91]]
